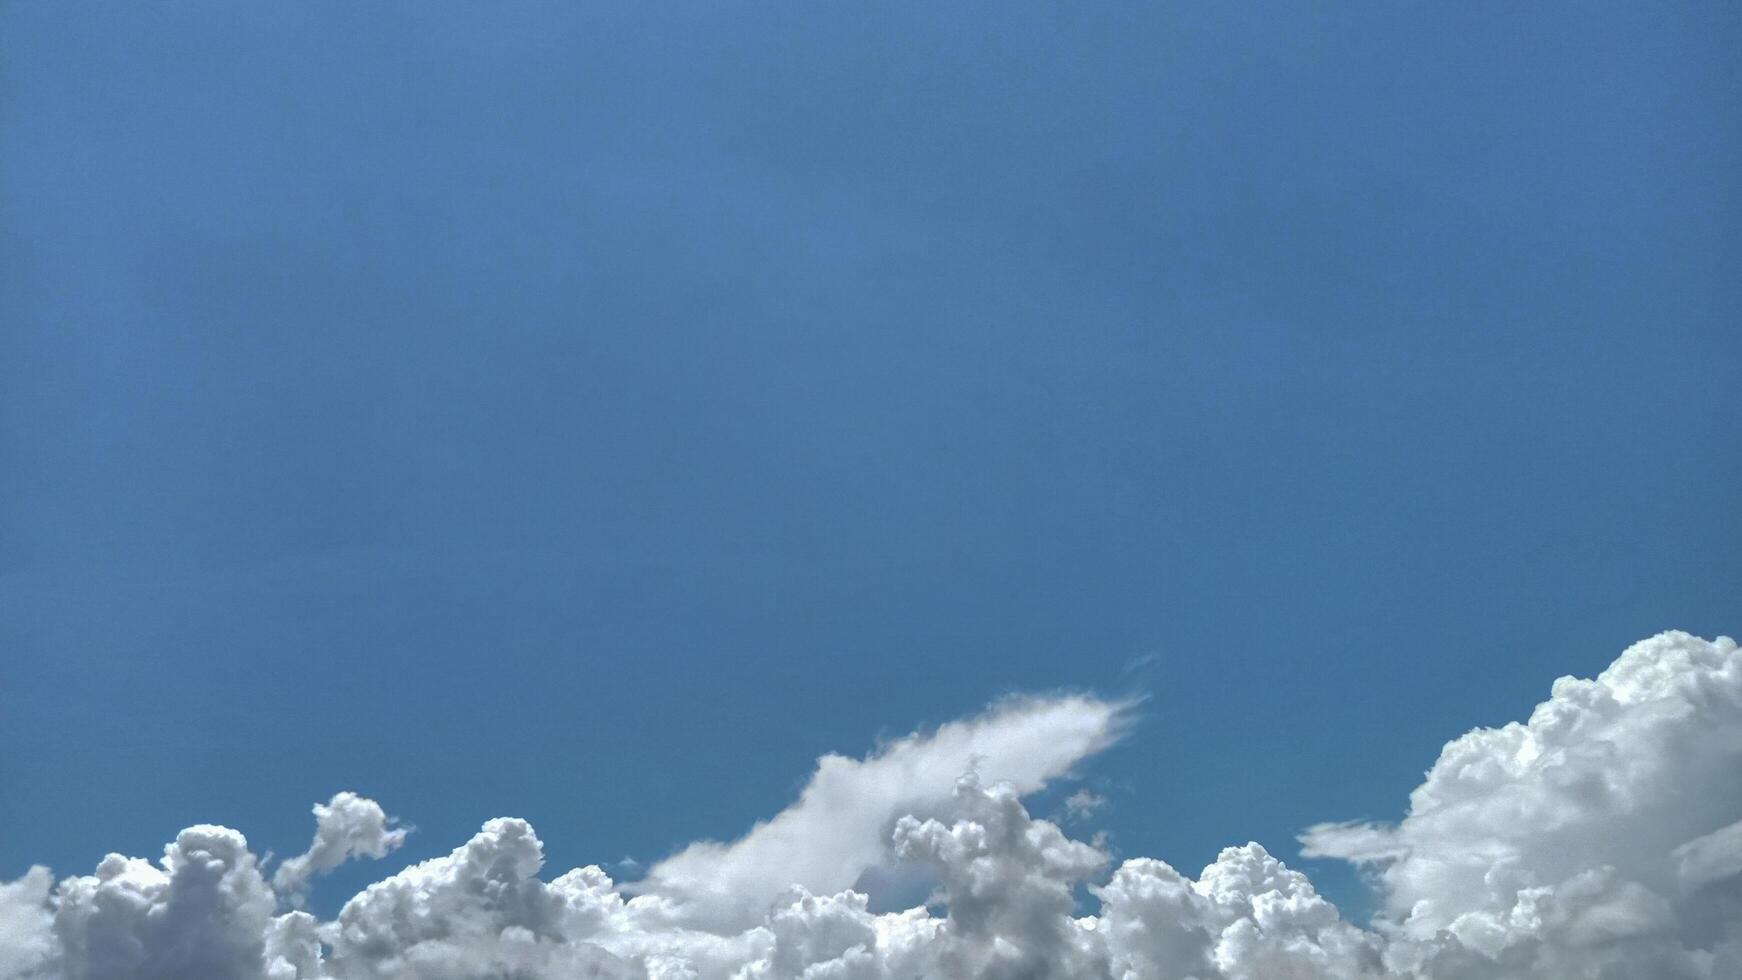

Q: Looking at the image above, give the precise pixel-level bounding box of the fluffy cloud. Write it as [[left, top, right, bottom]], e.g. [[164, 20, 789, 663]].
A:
[[323, 817, 640, 979], [0, 867, 53, 979], [1301, 630, 1742, 977], [635, 693, 1133, 931], [49, 825, 280, 980], [1096, 843, 1385, 980], [3, 631, 1736, 979], [272, 793, 409, 907]]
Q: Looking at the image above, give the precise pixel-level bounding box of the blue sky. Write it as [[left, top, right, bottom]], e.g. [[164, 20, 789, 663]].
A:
[[2, 0, 1737, 924]]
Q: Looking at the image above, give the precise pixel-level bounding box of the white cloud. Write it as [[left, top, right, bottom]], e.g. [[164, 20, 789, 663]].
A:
[[0, 867, 53, 979], [1096, 843, 1385, 980], [632, 693, 1134, 931], [271, 793, 408, 907], [1063, 789, 1107, 822], [3, 631, 1737, 979], [323, 817, 639, 980], [50, 825, 280, 980], [1302, 630, 1742, 977], [1674, 818, 1742, 892]]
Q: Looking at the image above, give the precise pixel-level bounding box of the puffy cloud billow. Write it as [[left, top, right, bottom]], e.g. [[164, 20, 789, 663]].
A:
[[1299, 629, 1742, 978], [273, 793, 409, 908], [2, 630, 1737, 979]]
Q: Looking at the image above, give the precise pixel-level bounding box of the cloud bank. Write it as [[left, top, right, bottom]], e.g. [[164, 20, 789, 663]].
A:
[[2, 630, 1736, 979]]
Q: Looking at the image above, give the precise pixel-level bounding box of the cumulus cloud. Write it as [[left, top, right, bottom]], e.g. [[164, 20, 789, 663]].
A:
[[1301, 630, 1742, 977], [633, 693, 1134, 931], [271, 793, 409, 907], [323, 816, 638, 979], [50, 825, 279, 980], [3, 631, 1737, 979], [0, 867, 53, 979]]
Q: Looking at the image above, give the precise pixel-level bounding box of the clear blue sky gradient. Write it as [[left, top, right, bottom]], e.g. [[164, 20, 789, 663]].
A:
[[3, 2, 1737, 916]]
